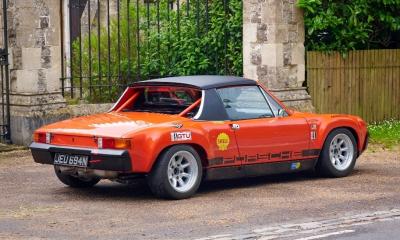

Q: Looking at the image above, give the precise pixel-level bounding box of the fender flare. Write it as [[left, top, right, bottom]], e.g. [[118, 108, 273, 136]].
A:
[[318, 119, 362, 152], [131, 127, 213, 172]]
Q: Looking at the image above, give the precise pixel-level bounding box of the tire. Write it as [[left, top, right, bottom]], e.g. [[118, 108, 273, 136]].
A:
[[147, 145, 203, 200], [54, 166, 100, 188], [316, 128, 358, 178]]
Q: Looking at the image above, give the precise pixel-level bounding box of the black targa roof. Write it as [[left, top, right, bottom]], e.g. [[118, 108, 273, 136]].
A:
[[131, 75, 257, 90]]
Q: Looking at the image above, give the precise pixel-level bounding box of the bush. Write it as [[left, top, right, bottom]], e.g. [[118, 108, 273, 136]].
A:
[[71, 0, 243, 103], [297, 0, 400, 53]]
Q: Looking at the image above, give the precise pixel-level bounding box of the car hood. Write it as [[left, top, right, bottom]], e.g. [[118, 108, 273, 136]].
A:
[[39, 112, 187, 138]]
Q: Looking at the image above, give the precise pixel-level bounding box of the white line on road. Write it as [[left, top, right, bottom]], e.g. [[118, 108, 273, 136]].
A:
[[194, 209, 400, 240], [294, 230, 355, 240]]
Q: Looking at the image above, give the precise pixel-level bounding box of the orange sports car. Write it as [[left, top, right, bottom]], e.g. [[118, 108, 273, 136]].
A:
[[30, 76, 368, 199]]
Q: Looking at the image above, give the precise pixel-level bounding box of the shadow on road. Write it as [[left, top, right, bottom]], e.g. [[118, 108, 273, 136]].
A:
[[49, 166, 374, 202], [198, 171, 314, 193], [53, 178, 155, 201], [50, 170, 362, 201]]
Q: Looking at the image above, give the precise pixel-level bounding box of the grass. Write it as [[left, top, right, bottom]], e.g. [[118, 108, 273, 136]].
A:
[[368, 120, 400, 148]]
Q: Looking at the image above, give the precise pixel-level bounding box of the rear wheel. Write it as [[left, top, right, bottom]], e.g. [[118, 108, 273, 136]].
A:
[[54, 166, 100, 188], [147, 145, 202, 200], [316, 128, 357, 177]]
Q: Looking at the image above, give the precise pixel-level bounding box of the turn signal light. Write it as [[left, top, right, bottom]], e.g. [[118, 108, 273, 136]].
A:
[[33, 132, 51, 144], [97, 137, 131, 149]]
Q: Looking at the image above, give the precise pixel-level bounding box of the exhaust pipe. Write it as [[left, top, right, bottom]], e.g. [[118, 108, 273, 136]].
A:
[[57, 166, 119, 179]]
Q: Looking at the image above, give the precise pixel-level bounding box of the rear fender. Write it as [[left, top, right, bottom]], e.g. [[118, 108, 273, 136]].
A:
[[128, 127, 212, 173]]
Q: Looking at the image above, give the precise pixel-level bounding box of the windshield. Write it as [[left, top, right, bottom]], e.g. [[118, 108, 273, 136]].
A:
[[120, 86, 202, 116]]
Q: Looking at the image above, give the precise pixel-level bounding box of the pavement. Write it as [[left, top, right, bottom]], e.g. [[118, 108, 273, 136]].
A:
[[0, 147, 399, 240]]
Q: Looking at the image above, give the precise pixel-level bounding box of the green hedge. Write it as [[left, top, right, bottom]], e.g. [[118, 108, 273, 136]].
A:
[[298, 0, 400, 53]]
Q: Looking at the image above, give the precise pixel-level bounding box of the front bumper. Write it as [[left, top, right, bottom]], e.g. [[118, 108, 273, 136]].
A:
[[360, 131, 369, 156], [363, 132, 369, 151], [29, 142, 132, 172]]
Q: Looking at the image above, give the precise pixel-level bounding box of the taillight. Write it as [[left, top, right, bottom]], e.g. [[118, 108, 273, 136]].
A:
[[97, 137, 131, 149], [33, 132, 51, 144]]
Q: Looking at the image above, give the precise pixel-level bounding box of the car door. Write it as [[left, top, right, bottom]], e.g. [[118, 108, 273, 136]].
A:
[[216, 86, 310, 165], [201, 121, 241, 168]]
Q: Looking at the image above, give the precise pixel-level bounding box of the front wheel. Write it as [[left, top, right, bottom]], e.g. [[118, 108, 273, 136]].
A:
[[147, 145, 203, 200], [54, 166, 100, 188], [316, 128, 357, 177]]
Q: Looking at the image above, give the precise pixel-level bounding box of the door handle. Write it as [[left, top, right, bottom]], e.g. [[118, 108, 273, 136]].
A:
[[230, 124, 240, 130]]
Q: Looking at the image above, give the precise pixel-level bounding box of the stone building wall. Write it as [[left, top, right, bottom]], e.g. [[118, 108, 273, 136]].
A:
[[4, 0, 67, 145], [7, 0, 64, 96], [243, 0, 314, 112], [80, 0, 118, 38]]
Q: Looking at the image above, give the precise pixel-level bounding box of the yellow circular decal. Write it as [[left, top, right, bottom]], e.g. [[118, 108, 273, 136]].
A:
[[217, 133, 230, 151]]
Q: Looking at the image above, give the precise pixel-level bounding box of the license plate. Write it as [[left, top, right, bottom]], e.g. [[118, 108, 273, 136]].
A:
[[54, 153, 89, 168]]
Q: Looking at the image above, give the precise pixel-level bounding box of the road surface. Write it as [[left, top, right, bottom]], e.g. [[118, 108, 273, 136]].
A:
[[0, 147, 399, 239]]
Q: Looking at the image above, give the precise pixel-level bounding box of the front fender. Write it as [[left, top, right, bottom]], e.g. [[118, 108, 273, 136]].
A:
[[311, 115, 367, 153]]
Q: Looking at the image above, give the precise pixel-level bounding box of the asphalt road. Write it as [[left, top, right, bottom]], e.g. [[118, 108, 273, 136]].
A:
[[333, 219, 400, 240], [0, 147, 399, 240]]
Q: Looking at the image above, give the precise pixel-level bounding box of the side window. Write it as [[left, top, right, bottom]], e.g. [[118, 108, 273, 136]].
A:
[[261, 89, 288, 117], [217, 86, 274, 120]]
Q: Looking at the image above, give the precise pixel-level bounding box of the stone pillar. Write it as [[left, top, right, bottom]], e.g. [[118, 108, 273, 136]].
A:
[[6, 0, 67, 145], [243, 0, 314, 112]]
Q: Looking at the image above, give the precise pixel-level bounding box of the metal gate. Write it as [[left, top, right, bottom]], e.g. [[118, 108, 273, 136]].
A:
[[61, 0, 243, 103], [0, 0, 11, 143]]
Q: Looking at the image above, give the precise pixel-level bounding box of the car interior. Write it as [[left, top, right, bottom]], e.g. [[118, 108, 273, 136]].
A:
[[126, 86, 202, 117]]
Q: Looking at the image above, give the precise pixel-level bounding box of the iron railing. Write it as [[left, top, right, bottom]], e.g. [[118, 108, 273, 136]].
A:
[[0, 0, 11, 143], [61, 0, 243, 103]]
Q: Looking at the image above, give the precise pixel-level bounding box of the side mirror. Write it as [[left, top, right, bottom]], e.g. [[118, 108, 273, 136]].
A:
[[277, 109, 286, 117]]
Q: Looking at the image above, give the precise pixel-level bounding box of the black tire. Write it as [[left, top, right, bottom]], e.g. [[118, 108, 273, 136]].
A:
[[316, 128, 358, 178], [147, 145, 203, 200], [54, 166, 100, 188]]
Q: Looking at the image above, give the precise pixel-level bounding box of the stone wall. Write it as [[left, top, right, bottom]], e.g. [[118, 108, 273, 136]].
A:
[[8, 0, 63, 95], [80, 0, 118, 36], [243, 0, 314, 112], [5, 0, 66, 145], [11, 103, 112, 145]]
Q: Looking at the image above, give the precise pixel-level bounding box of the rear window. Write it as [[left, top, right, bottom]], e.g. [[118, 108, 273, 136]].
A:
[[131, 86, 201, 115]]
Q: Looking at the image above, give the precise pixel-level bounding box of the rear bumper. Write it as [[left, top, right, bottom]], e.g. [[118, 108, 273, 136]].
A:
[[29, 142, 132, 172]]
